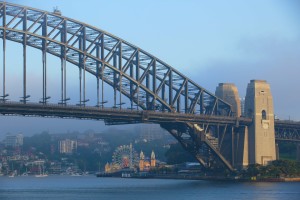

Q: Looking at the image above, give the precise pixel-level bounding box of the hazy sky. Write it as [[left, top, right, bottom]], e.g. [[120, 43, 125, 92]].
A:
[[0, 0, 299, 138]]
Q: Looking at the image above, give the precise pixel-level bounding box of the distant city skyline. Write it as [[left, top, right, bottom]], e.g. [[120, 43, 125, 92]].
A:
[[0, 0, 299, 136]]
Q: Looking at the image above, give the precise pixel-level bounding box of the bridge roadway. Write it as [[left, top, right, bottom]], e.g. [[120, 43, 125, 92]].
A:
[[0, 102, 299, 142], [0, 101, 252, 126]]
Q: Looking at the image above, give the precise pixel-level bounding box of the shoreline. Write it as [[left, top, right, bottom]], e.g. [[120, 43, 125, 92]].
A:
[[147, 175, 300, 182], [97, 173, 300, 182]]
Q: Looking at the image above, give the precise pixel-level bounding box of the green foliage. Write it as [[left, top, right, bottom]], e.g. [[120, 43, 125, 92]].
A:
[[278, 142, 296, 160], [270, 160, 300, 176], [241, 160, 300, 178], [23, 131, 51, 155], [165, 143, 196, 164], [278, 142, 296, 154], [246, 164, 261, 177]]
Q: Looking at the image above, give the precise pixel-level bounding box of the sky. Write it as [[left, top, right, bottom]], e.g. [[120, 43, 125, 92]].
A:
[[0, 0, 299, 138]]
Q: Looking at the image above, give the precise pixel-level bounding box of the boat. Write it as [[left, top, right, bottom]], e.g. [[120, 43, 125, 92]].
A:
[[35, 164, 48, 178], [8, 170, 17, 178], [96, 172, 112, 177], [21, 172, 29, 176], [8, 163, 16, 177], [35, 174, 48, 178], [70, 172, 82, 176]]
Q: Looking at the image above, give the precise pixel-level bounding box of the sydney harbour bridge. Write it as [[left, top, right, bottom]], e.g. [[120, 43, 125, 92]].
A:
[[0, 2, 299, 172]]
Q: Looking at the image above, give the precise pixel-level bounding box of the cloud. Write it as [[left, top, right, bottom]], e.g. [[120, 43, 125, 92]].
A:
[[187, 35, 300, 120]]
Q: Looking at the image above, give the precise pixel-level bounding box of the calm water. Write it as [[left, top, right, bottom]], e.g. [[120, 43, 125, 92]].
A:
[[0, 175, 299, 200]]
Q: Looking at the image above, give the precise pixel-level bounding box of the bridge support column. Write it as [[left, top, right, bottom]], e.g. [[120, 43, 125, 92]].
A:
[[216, 83, 248, 168], [276, 143, 279, 160], [245, 80, 276, 165], [235, 126, 249, 168]]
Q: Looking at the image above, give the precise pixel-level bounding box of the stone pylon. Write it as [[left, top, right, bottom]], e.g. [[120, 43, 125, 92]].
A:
[[244, 80, 276, 165], [215, 83, 248, 168], [215, 83, 241, 117]]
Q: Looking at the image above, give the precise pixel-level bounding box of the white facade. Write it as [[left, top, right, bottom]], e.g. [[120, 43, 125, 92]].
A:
[[4, 133, 23, 147], [59, 139, 77, 154]]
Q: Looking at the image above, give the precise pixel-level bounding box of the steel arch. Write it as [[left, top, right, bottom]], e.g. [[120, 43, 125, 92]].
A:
[[0, 2, 232, 116], [0, 2, 239, 171]]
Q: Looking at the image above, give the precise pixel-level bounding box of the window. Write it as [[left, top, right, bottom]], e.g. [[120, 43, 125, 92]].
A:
[[262, 110, 267, 120]]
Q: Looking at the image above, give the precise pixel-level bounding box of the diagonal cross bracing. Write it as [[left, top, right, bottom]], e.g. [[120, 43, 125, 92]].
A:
[[0, 2, 241, 171]]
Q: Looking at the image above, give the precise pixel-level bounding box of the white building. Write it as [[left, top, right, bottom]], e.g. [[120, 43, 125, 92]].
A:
[[59, 139, 77, 154], [4, 133, 23, 147], [240, 97, 245, 117]]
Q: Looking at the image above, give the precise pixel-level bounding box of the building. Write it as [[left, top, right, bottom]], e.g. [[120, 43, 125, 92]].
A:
[[139, 150, 156, 171], [4, 133, 23, 147], [240, 97, 245, 116], [105, 162, 111, 173], [136, 124, 166, 142], [59, 139, 77, 154], [139, 151, 145, 171], [151, 150, 156, 167], [104, 162, 122, 173]]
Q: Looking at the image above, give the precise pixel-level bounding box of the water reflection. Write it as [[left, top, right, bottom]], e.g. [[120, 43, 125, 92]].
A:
[[0, 176, 300, 200]]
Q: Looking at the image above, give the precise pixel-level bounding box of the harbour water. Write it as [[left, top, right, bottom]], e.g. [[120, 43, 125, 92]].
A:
[[0, 175, 300, 200]]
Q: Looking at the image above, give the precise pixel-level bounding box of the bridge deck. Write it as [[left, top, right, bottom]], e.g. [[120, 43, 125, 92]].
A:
[[0, 101, 252, 125], [0, 102, 299, 142]]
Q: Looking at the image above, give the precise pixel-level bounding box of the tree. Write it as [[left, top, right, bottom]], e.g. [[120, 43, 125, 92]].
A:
[[23, 132, 51, 156], [247, 164, 260, 177], [165, 143, 196, 164]]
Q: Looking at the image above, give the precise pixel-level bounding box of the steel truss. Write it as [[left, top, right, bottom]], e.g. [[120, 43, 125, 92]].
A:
[[0, 2, 244, 171], [275, 121, 300, 142], [0, 2, 232, 115], [161, 122, 236, 171]]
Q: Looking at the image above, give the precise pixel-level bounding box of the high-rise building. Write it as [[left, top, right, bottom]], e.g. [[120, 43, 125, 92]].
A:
[[136, 124, 166, 142], [59, 139, 77, 154], [4, 133, 23, 147], [240, 97, 245, 116]]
